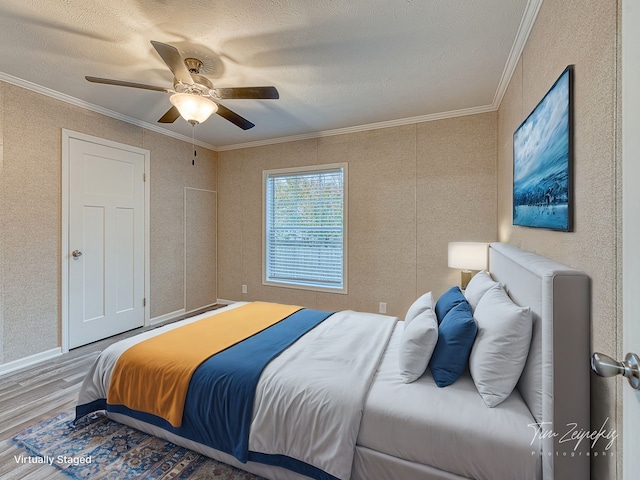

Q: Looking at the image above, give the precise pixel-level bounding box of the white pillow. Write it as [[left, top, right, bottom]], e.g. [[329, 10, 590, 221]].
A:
[[398, 308, 438, 383], [469, 284, 532, 407], [464, 271, 498, 312], [404, 291, 433, 326]]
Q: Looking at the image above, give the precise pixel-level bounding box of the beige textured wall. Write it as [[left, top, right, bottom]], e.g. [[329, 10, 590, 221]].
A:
[[185, 188, 217, 312], [218, 113, 497, 317], [144, 130, 218, 318], [496, 1, 619, 477], [0, 81, 217, 365], [416, 116, 498, 292]]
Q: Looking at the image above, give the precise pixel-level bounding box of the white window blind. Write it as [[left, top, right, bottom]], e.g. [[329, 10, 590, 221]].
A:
[[264, 165, 346, 292]]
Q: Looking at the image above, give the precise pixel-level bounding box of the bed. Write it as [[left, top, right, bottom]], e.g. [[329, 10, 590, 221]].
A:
[[76, 242, 590, 480]]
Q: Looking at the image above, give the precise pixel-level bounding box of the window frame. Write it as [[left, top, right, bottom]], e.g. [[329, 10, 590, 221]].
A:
[[262, 163, 348, 294]]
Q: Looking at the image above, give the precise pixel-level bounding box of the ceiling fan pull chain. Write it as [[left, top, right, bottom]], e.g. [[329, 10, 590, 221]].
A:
[[192, 124, 196, 166]]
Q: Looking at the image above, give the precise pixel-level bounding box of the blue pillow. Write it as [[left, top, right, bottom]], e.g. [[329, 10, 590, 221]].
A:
[[435, 286, 467, 323], [429, 301, 477, 387]]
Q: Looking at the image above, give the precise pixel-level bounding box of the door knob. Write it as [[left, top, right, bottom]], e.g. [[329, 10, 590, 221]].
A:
[[72, 250, 83, 258], [591, 352, 640, 390]]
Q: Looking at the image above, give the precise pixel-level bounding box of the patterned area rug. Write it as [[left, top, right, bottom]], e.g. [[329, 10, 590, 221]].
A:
[[12, 409, 264, 479]]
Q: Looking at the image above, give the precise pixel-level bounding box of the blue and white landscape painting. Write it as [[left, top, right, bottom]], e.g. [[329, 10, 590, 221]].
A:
[[513, 68, 570, 230]]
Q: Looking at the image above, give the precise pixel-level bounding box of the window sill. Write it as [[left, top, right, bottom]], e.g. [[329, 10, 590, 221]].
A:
[[262, 280, 348, 295]]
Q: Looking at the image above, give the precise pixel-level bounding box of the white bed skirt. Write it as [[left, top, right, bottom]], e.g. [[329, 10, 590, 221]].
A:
[[353, 447, 471, 480], [107, 412, 460, 480]]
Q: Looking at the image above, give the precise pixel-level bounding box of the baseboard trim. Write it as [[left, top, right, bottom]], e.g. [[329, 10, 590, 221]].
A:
[[149, 308, 186, 326], [215, 298, 237, 305], [149, 303, 224, 327], [0, 347, 63, 377], [185, 303, 219, 316]]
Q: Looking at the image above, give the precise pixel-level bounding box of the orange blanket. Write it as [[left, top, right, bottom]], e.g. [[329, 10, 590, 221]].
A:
[[107, 302, 302, 427]]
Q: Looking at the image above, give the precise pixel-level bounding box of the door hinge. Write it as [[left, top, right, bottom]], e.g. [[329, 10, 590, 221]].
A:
[[143, 298, 146, 307], [143, 173, 146, 182]]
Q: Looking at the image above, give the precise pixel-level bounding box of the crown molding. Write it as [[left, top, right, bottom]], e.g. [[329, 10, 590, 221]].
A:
[[491, 0, 544, 108], [215, 104, 496, 151], [0, 71, 218, 150]]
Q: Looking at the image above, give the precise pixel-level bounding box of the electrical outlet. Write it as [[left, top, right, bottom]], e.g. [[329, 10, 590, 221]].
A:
[[242, 284, 247, 294], [379, 302, 387, 314]]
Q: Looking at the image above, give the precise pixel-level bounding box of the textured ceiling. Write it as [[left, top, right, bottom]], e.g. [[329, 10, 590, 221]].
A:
[[0, 0, 537, 150]]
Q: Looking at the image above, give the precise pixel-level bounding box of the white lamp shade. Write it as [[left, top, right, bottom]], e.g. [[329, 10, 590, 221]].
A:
[[169, 93, 218, 124], [448, 242, 488, 271]]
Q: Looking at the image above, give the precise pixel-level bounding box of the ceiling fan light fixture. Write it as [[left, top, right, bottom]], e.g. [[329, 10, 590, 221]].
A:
[[169, 93, 218, 124]]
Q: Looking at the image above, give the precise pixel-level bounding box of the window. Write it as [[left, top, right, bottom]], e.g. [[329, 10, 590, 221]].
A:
[[263, 164, 347, 293]]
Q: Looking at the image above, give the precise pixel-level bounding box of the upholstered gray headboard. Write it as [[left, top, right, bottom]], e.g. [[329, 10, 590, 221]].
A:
[[488, 243, 590, 480]]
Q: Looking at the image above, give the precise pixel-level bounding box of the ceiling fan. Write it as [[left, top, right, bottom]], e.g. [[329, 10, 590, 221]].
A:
[[85, 41, 279, 129]]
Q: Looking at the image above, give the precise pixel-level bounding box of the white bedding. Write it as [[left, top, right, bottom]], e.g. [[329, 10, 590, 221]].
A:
[[358, 323, 541, 480]]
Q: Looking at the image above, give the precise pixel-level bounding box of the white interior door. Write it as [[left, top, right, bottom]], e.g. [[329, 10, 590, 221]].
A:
[[67, 136, 145, 348], [623, 0, 640, 477]]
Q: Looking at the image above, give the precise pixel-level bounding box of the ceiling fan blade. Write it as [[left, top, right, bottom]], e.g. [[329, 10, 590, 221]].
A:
[[214, 86, 279, 100], [216, 104, 255, 130], [158, 106, 181, 123], [150, 41, 194, 85], [85, 76, 169, 92]]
